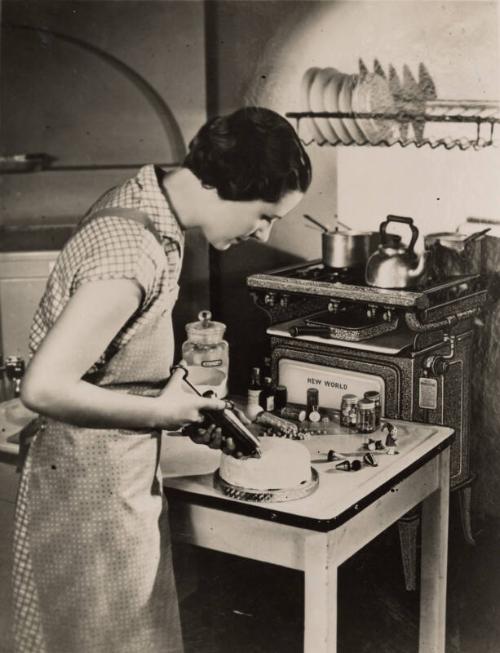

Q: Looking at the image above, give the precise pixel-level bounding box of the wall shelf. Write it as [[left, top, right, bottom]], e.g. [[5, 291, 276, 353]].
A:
[[287, 100, 500, 150]]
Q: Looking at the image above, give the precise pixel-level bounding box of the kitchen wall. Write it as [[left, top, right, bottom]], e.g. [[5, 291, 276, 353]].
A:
[[209, 0, 500, 519], [0, 0, 210, 348]]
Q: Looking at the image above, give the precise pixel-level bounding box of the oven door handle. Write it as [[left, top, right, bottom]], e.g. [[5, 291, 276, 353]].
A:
[[289, 325, 334, 338]]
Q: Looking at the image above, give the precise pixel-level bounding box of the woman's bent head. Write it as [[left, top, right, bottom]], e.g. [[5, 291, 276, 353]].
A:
[[183, 106, 312, 203]]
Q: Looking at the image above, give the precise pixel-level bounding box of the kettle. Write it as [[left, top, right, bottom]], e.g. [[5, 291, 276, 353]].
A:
[[365, 215, 427, 289]]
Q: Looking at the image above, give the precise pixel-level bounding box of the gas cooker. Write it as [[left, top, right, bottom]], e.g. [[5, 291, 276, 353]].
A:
[[247, 260, 486, 311]]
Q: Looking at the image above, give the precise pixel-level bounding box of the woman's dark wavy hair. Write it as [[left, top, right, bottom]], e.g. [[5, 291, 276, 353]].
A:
[[183, 107, 312, 203]]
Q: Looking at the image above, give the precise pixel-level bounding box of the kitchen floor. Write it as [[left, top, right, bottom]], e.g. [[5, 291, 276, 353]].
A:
[[178, 502, 500, 653]]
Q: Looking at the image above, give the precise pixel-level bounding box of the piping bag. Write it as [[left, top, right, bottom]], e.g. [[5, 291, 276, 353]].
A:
[[171, 364, 261, 458]]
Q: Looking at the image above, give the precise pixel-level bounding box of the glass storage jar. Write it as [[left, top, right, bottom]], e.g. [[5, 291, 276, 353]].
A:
[[340, 394, 359, 428], [356, 398, 377, 434], [364, 391, 381, 427], [182, 310, 229, 397]]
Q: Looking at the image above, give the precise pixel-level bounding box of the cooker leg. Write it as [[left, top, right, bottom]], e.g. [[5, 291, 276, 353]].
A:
[[398, 510, 420, 591], [456, 474, 476, 546]]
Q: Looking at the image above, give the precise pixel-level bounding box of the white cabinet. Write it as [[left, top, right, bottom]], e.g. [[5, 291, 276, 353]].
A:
[[0, 251, 59, 363]]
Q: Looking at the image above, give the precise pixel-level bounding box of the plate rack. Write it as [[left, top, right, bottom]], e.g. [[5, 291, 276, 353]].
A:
[[287, 99, 500, 150]]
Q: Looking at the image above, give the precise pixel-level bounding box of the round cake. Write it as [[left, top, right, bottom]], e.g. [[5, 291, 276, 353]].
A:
[[219, 437, 311, 490]]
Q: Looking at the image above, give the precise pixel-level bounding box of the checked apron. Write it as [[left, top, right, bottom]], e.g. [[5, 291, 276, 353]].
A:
[[13, 209, 184, 653]]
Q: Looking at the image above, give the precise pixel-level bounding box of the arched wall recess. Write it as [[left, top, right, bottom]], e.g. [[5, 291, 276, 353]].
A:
[[2, 23, 187, 165]]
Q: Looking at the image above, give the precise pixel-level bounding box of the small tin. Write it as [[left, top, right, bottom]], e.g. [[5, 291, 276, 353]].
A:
[[279, 405, 307, 422]]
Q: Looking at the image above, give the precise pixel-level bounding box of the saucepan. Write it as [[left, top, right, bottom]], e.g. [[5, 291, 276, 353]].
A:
[[424, 227, 490, 277], [303, 214, 379, 270], [424, 228, 490, 254]]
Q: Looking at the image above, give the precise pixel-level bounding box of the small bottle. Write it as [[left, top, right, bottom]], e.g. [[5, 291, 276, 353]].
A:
[[356, 398, 377, 434], [340, 394, 359, 428], [306, 388, 321, 422], [246, 367, 263, 421], [364, 391, 381, 427], [274, 385, 288, 412], [259, 376, 276, 412]]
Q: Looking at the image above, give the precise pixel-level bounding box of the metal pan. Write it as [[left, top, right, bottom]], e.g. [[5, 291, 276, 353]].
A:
[[303, 214, 378, 269]]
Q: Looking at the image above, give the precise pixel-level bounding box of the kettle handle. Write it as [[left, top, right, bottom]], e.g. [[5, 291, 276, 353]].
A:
[[380, 215, 419, 253]]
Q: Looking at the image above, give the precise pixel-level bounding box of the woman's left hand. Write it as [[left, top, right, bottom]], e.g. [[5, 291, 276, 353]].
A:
[[184, 422, 242, 457]]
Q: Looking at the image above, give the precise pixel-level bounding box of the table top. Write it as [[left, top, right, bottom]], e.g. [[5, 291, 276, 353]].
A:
[[162, 420, 453, 532]]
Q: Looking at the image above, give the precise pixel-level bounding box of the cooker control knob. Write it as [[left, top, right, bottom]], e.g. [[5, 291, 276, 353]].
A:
[[279, 294, 289, 308], [425, 355, 450, 376], [433, 358, 450, 376], [264, 292, 276, 307], [327, 300, 340, 313], [383, 309, 393, 322], [366, 305, 377, 319]]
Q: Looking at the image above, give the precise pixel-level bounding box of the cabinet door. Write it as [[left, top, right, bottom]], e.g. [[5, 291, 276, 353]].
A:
[[0, 277, 50, 361], [0, 251, 58, 363]]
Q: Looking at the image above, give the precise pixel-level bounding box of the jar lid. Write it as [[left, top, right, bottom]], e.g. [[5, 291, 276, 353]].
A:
[[341, 393, 359, 405], [185, 310, 226, 345], [358, 398, 375, 410], [364, 391, 380, 401]]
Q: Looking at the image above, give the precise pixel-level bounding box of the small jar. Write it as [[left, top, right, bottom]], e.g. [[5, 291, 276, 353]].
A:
[[182, 310, 229, 397], [364, 391, 381, 427], [356, 398, 377, 434], [340, 394, 359, 428]]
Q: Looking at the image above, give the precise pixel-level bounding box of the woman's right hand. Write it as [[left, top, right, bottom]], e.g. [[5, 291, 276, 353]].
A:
[[154, 365, 225, 430]]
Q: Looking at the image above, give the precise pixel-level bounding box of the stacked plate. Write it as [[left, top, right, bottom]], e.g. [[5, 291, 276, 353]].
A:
[[300, 60, 398, 145]]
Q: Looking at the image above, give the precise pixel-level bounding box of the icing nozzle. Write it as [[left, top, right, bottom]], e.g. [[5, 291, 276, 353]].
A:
[[363, 452, 378, 467], [336, 460, 351, 471]]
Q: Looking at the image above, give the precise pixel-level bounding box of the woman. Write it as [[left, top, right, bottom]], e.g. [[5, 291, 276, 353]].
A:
[[14, 106, 311, 653]]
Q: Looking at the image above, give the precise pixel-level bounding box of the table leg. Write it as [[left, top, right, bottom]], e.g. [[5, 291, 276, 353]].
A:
[[304, 532, 338, 653], [419, 448, 450, 653]]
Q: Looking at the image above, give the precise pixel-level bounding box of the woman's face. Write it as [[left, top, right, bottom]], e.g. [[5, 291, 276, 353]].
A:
[[205, 190, 304, 251]]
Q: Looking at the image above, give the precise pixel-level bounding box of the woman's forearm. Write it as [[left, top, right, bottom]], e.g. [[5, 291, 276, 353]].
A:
[[22, 378, 171, 430]]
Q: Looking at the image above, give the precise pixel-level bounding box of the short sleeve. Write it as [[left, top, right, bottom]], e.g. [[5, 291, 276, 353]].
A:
[[71, 218, 162, 309]]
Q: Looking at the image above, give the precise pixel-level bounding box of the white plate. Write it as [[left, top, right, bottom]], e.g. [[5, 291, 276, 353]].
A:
[[323, 69, 351, 144], [308, 67, 339, 144], [300, 67, 324, 144], [337, 75, 365, 144]]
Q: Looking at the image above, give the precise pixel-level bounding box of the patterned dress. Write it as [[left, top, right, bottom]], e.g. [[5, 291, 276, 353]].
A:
[[13, 166, 185, 653]]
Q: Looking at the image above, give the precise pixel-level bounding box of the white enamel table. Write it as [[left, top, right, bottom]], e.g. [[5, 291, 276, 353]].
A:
[[162, 421, 453, 653]]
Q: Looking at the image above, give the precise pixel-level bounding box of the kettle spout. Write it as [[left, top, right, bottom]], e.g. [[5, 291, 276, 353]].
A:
[[408, 251, 427, 278]]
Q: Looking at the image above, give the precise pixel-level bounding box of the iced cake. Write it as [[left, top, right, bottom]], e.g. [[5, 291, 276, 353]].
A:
[[219, 437, 311, 490]]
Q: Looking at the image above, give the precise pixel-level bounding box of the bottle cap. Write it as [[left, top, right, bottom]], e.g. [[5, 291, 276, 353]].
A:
[[364, 391, 380, 402], [357, 398, 375, 410]]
